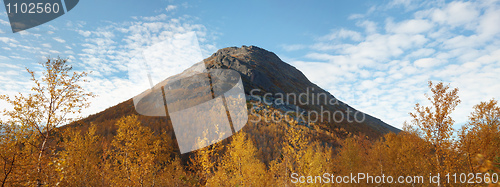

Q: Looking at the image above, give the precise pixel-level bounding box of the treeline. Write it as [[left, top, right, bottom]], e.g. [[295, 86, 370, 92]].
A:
[[1, 58, 499, 186], [1, 97, 499, 186]]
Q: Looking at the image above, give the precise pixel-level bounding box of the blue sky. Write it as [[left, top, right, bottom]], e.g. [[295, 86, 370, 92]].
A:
[[1, 0, 499, 131]]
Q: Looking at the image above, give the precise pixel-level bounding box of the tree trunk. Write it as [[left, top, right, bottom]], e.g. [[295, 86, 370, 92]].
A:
[[37, 137, 48, 187], [1, 153, 16, 187]]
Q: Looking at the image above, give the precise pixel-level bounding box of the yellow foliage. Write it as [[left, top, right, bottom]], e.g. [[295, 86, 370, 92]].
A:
[[208, 131, 271, 186]]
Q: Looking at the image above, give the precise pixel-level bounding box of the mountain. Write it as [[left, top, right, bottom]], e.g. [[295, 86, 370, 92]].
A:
[[202, 46, 400, 135], [63, 45, 399, 151]]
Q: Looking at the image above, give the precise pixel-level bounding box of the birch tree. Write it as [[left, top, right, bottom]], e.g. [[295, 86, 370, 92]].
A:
[[0, 58, 94, 186]]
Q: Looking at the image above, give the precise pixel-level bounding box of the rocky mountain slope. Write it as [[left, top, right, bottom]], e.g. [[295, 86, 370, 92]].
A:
[[201, 45, 399, 134], [64, 45, 400, 150]]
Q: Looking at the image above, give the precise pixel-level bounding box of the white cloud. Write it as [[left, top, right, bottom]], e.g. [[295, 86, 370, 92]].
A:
[[406, 48, 435, 59], [135, 31, 205, 87], [477, 7, 500, 37], [0, 63, 20, 69], [356, 20, 377, 33], [341, 33, 427, 62], [430, 1, 479, 28], [166, 5, 177, 12], [142, 14, 168, 21], [0, 37, 17, 44], [388, 0, 412, 8], [385, 0, 444, 11], [475, 49, 500, 64], [0, 19, 9, 26], [53, 37, 66, 43], [41, 43, 52, 48], [321, 29, 363, 41], [79, 77, 136, 118], [414, 57, 442, 68], [73, 15, 215, 118], [290, 60, 352, 87], [78, 30, 92, 37], [281, 44, 306, 52], [348, 14, 365, 20], [49, 50, 60, 54], [9, 56, 30, 60], [310, 43, 344, 51], [386, 19, 434, 34]]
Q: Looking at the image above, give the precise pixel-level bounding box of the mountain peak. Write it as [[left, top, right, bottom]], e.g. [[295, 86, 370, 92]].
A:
[[212, 45, 269, 56], [204, 45, 304, 95], [209, 45, 282, 65]]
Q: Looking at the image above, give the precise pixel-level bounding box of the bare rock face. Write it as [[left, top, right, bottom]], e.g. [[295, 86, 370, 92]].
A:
[[197, 45, 400, 134]]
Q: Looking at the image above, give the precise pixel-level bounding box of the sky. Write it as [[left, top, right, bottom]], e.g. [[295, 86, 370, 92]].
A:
[[0, 0, 499, 131]]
